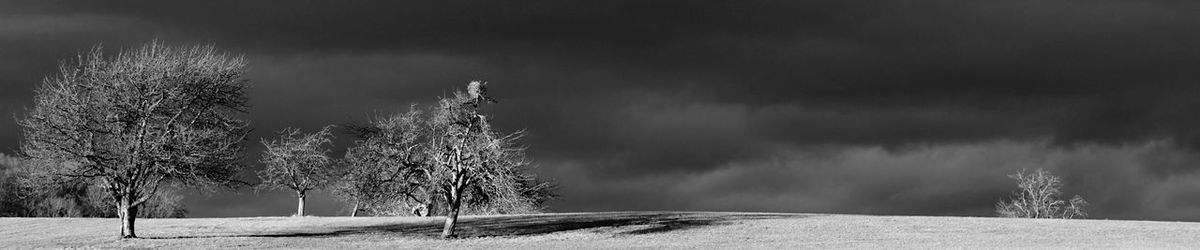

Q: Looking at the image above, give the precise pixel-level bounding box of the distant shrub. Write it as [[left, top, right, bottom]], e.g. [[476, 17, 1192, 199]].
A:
[[0, 156, 30, 216], [996, 168, 1088, 219]]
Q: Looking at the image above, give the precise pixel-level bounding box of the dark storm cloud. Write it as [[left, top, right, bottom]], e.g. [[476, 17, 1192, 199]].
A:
[[0, 10, 179, 152], [4, 1, 1200, 220], [546, 140, 1200, 220]]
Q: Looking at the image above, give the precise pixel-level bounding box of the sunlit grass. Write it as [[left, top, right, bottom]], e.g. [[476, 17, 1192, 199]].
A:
[[2, 212, 1199, 248]]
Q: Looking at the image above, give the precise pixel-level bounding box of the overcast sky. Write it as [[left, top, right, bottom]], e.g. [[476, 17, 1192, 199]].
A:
[[4, 1, 1200, 220]]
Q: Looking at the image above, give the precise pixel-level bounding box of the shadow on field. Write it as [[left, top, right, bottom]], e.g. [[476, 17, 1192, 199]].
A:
[[149, 212, 802, 239]]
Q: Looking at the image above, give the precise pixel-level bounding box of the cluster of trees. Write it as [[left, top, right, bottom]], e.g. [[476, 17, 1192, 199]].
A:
[[256, 81, 554, 238], [996, 168, 1088, 219], [8, 41, 551, 239]]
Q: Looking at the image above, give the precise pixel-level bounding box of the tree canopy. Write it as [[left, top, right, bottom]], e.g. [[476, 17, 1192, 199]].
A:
[[18, 41, 250, 238]]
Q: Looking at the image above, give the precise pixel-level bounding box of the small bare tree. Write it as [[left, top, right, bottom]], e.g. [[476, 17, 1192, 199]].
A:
[[996, 168, 1088, 219], [19, 42, 250, 238], [257, 126, 337, 217]]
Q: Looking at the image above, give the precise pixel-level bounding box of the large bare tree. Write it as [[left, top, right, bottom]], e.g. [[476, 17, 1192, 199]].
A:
[[257, 126, 337, 217], [331, 82, 548, 233], [18, 42, 250, 238], [427, 81, 534, 238]]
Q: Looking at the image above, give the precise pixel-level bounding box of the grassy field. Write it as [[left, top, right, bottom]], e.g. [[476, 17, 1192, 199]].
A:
[[2, 211, 1199, 249]]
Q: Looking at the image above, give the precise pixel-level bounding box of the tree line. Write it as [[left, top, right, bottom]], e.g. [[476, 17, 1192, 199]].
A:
[[2, 41, 552, 239], [0, 154, 186, 218]]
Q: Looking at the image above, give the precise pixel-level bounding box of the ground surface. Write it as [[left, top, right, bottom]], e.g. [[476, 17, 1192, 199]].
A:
[[2, 212, 1199, 249]]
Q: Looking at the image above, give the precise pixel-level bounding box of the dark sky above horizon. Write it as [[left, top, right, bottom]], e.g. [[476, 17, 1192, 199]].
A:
[[4, 0, 1200, 220]]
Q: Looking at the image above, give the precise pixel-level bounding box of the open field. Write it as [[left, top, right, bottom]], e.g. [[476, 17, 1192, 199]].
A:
[[2, 211, 1199, 249]]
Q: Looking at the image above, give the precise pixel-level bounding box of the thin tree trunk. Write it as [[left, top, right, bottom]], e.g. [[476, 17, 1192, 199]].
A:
[[424, 191, 436, 217], [351, 199, 359, 217], [296, 190, 306, 217], [117, 196, 138, 239]]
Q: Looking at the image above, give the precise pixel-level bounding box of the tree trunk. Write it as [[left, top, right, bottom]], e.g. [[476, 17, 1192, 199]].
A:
[[350, 199, 359, 217], [440, 191, 462, 238], [296, 190, 306, 217], [423, 199, 435, 217], [440, 206, 459, 238], [424, 195, 436, 217], [117, 196, 138, 239]]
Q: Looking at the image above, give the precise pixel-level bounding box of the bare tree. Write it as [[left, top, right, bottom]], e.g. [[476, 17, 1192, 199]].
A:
[[18, 42, 250, 238], [427, 81, 535, 238], [996, 168, 1088, 219], [330, 81, 550, 228], [257, 126, 337, 217], [333, 108, 428, 217]]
